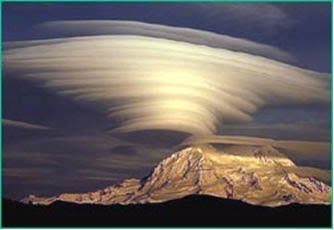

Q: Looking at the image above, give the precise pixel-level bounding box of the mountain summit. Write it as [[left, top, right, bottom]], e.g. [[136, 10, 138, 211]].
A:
[[23, 145, 330, 207]]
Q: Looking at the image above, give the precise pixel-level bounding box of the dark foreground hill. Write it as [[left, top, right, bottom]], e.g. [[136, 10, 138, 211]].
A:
[[2, 195, 331, 227]]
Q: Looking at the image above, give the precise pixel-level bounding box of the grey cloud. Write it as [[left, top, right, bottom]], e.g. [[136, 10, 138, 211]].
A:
[[24, 20, 294, 61], [3, 118, 52, 130], [218, 120, 330, 141], [195, 3, 294, 35], [3, 133, 169, 199], [3, 167, 53, 178], [109, 145, 138, 156]]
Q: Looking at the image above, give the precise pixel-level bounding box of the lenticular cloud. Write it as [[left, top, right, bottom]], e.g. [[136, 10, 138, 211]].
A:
[[3, 20, 330, 136]]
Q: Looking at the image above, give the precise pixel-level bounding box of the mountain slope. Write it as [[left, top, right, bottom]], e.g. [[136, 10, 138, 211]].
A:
[[23, 145, 330, 207]]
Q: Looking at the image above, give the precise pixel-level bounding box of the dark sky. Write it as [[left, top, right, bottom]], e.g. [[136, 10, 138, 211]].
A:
[[2, 2, 331, 200]]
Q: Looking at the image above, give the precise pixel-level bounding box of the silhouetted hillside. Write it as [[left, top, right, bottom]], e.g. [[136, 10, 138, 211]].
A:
[[2, 195, 331, 227]]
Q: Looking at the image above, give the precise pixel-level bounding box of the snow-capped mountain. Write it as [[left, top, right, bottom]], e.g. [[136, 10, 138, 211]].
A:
[[23, 145, 330, 207]]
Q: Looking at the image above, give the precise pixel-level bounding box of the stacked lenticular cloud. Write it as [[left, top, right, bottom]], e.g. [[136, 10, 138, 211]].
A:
[[3, 20, 330, 136]]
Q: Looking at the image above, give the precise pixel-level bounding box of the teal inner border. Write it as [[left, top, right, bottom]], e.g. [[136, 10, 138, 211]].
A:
[[0, 0, 332, 228]]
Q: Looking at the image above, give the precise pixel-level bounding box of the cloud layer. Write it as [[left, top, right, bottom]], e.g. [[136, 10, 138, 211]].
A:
[[3, 20, 330, 138], [180, 135, 330, 165], [10, 20, 293, 61]]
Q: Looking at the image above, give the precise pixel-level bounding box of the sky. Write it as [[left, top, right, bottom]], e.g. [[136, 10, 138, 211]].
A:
[[2, 2, 331, 200]]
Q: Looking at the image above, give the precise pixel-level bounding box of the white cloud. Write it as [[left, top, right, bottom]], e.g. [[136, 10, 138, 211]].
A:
[[3, 21, 329, 138]]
